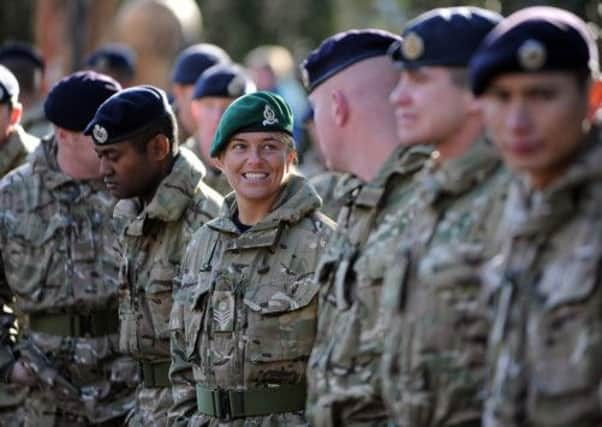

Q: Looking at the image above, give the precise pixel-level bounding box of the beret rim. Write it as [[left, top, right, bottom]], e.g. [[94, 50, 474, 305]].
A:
[[87, 112, 171, 145]]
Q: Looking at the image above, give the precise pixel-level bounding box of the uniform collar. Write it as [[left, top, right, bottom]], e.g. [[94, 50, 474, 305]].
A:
[[505, 131, 602, 237], [115, 147, 207, 234], [0, 125, 37, 176], [206, 174, 321, 246], [416, 136, 501, 206]]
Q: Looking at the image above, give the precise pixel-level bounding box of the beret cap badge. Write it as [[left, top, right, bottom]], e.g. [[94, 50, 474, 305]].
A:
[[402, 32, 424, 60], [518, 39, 546, 71], [262, 104, 279, 126], [93, 124, 108, 144]]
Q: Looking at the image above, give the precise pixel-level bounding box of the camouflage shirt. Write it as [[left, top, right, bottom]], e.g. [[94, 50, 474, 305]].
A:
[[0, 125, 39, 177], [306, 144, 432, 426], [309, 171, 344, 221], [169, 175, 334, 426], [0, 136, 137, 423], [379, 138, 509, 427], [114, 147, 222, 425], [483, 134, 602, 427]]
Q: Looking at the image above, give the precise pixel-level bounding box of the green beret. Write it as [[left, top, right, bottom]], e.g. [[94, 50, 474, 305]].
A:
[[210, 91, 294, 157]]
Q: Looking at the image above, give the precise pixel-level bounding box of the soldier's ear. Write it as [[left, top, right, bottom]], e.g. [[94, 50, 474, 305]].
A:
[[8, 102, 22, 128], [148, 134, 170, 161], [330, 89, 349, 127]]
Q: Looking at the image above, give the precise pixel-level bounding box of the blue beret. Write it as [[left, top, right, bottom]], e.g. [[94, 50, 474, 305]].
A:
[[389, 7, 501, 69], [302, 29, 401, 92], [171, 43, 231, 85], [85, 85, 173, 145], [84, 44, 136, 78], [470, 6, 599, 95], [0, 42, 44, 71], [44, 71, 121, 132], [192, 63, 256, 99], [0, 65, 19, 104]]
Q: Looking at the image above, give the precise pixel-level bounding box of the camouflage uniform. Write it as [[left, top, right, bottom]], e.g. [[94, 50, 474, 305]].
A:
[[184, 136, 232, 196], [114, 147, 222, 426], [483, 135, 602, 427], [379, 138, 508, 427], [169, 175, 334, 426], [0, 124, 38, 177], [0, 125, 38, 426], [0, 137, 137, 425], [306, 144, 432, 426], [309, 171, 343, 221]]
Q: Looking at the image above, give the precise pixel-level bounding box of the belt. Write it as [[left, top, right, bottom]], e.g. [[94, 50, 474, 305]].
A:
[[140, 360, 170, 388], [196, 382, 306, 420], [29, 309, 119, 337]]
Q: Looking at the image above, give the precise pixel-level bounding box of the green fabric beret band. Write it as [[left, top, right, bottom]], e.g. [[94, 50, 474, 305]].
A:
[[210, 90, 294, 157]]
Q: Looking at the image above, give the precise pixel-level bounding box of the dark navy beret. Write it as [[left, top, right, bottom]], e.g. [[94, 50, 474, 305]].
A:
[[302, 29, 401, 92], [171, 43, 231, 85], [469, 6, 599, 95], [0, 42, 44, 71], [44, 71, 121, 132], [84, 44, 136, 78], [85, 85, 173, 145], [389, 7, 501, 69], [0, 65, 19, 104], [192, 63, 256, 99]]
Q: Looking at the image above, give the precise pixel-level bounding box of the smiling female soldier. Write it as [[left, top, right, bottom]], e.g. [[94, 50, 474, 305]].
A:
[[168, 91, 334, 426]]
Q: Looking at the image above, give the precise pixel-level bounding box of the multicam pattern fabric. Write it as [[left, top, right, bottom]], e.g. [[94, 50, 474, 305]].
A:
[[169, 175, 334, 426], [483, 135, 602, 427], [0, 136, 137, 425], [0, 125, 38, 177], [379, 138, 509, 427], [309, 171, 344, 221], [114, 147, 223, 426], [184, 137, 232, 196], [305, 144, 432, 426]]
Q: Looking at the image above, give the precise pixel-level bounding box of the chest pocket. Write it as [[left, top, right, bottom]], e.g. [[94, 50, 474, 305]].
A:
[[243, 275, 320, 363], [144, 264, 176, 340], [184, 277, 212, 361], [4, 213, 66, 297], [529, 250, 602, 398]]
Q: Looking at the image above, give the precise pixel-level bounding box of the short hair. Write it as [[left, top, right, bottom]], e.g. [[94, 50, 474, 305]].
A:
[[130, 111, 179, 156]]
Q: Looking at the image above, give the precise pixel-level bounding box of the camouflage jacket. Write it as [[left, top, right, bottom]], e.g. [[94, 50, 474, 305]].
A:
[[306, 144, 432, 427], [184, 136, 232, 196], [0, 125, 39, 178], [0, 136, 137, 422], [115, 147, 222, 362], [169, 175, 334, 426], [482, 135, 602, 427], [379, 138, 509, 427], [309, 171, 344, 221]]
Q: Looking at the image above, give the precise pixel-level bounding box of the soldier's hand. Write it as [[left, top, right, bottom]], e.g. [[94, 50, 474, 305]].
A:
[[10, 359, 36, 386]]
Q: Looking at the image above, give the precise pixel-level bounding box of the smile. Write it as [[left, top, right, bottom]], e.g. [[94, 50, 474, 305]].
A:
[[242, 172, 269, 180]]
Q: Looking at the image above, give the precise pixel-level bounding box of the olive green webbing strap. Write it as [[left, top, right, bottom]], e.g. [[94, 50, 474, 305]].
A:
[[29, 308, 119, 337], [196, 383, 307, 419], [140, 360, 170, 388]]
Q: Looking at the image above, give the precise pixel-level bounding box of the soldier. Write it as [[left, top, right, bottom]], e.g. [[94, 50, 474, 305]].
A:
[[469, 7, 602, 426], [301, 29, 432, 426], [0, 71, 137, 425], [171, 44, 231, 143], [86, 85, 223, 425], [0, 64, 39, 177], [189, 62, 256, 195], [0, 42, 51, 139], [168, 91, 334, 425], [84, 43, 137, 88], [378, 7, 508, 427]]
